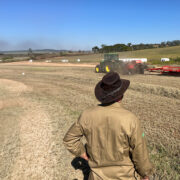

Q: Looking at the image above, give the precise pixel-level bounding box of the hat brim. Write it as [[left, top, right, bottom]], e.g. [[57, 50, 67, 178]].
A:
[[95, 79, 130, 104]]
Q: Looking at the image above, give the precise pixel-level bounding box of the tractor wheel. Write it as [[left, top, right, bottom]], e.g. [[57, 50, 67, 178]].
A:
[[105, 65, 111, 73], [95, 65, 101, 73], [137, 64, 144, 74], [139, 68, 144, 74]]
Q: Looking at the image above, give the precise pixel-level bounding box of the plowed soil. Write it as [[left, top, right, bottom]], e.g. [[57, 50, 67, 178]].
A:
[[0, 63, 179, 180]]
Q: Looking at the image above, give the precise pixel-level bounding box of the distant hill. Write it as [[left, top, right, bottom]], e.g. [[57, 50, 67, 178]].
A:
[[92, 40, 180, 53], [0, 49, 69, 54], [117, 46, 180, 60], [52, 46, 180, 63]]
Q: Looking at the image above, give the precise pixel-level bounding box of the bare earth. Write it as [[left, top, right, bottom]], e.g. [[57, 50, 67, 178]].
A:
[[1, 61, 96, 67], [0, 62, 179, 180], [0, 78, 82, 180]]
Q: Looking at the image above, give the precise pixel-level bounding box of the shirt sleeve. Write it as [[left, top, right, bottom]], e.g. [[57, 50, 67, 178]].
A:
[[63, 115, 86, 157], [129, 117, 154, 178]]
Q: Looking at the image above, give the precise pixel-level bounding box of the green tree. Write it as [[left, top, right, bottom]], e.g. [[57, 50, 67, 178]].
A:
[[92, 46, 99, 53], [28, 48, 34, 59]]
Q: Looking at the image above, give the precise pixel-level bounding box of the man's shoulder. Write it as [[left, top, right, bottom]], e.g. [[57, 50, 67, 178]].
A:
[[81, 105, 100, 115], [81, 104, 137, 119], [78, 106, 99, 125], [121, 108, 137, 119]]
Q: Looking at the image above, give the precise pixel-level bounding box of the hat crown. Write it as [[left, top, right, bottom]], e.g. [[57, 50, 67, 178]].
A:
[[95, 71, 130, 104], [102, 72, 120, 86]]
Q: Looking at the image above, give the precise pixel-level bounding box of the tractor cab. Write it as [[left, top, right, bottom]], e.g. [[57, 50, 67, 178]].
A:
[[103, 53, 119, 61]]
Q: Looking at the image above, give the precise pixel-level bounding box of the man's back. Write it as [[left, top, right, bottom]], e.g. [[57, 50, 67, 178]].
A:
[[78, 102, 142, 179], [80, 103, 135, 165]]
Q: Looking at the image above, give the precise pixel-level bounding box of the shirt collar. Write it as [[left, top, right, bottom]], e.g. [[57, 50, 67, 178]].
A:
[[110, 102, 122, 108], [98, 102, 122, 108]]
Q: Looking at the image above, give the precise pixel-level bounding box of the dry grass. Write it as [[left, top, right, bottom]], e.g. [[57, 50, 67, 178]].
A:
[[47, 46, 180, 63], [130, 82, 180, 99], [0, 64, 179, 179]]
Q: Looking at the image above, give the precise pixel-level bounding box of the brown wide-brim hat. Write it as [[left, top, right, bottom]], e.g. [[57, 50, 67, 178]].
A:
[[95, 72, 130, 104]]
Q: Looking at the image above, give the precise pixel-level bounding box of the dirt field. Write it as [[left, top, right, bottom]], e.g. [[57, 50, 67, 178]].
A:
[[1, 61, 96, 67], [0, 63, 179, 180]]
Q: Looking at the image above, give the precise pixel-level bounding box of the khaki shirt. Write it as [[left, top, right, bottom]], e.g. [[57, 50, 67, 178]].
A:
[[63, 102, 154, 179]]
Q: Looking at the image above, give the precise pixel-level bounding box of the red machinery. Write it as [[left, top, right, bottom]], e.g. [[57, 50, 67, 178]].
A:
[[147, 65, 180, 75]]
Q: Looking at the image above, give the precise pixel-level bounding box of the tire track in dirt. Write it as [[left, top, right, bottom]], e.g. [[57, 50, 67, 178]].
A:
[[0, 79, 59, 180], [0, 79, 27, 179], [0, 79, 28, 95], [10, 101, 59, 180]]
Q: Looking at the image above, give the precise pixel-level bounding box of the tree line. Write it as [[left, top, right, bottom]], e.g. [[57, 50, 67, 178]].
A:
[[92, 40, 180, 53]]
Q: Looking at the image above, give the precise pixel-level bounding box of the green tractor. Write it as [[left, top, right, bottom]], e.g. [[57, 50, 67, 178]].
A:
[[95, 53, 145, 74]]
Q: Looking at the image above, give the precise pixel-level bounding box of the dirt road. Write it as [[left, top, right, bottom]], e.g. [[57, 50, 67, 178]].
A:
[[1, 61, 96, 68]]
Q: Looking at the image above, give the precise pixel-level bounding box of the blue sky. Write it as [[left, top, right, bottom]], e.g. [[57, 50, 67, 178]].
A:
[[0, 0, 180, 50]]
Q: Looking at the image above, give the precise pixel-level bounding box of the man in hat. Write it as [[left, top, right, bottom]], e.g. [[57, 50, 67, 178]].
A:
[[63, 72, 154, 180]]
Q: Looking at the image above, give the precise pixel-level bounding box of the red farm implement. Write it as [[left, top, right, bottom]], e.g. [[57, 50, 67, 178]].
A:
[[147, 65, 180, 75]]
